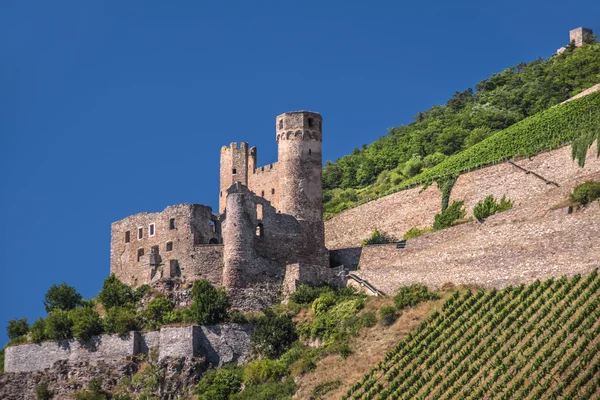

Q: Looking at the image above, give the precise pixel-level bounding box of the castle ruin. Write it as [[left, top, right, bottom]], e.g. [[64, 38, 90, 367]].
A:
[[110, 111, 333, 308]]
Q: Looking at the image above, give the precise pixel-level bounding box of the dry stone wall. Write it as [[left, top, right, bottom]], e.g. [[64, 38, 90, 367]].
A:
[[4, 324, 252, 374], [325, 144, 600, 249]]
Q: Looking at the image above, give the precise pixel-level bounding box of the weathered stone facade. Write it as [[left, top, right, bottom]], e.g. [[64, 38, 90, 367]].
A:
[[556, 26, 594, 54]]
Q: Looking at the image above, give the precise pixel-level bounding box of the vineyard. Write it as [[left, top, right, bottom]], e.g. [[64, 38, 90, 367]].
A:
[[343, 271, 600, 400]]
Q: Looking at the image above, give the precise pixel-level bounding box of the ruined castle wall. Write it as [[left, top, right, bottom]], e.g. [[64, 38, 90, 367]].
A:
[[110, 204, 221, 286], [185, 245, 224, 286], [283, 263, 340, 298], [220, 143, 250, 213], [325, 144, 600, 250], [5, 324, 253, 374], [247, 162, 280, 210]]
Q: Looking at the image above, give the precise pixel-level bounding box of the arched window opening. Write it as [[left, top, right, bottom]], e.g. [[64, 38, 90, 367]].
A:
[[308, 118, 314, 128], [309, 149, 312, 155], [209, 238, 219, 244], [209, 220, 216, 232], [271, 188, 275, 195], [261, 190, 265, 197], [256, 223, 264, 237], [279, 119, 283, 129]]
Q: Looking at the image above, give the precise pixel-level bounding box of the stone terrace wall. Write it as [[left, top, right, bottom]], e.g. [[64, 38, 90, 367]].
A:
[[5, 324, 252, 373], [325, 144, 600, 250]]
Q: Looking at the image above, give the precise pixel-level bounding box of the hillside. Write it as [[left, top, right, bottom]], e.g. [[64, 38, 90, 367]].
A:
[[323, 41, 600, 217], [343, 272, 600, 400]]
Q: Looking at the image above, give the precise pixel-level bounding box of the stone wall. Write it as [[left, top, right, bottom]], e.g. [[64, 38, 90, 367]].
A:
[[283, 263, 341, 298], [325, 144, 600, 250], [111, 204, 222, 286], [4, 324, 252, 374], [248, 161, 281, 211]]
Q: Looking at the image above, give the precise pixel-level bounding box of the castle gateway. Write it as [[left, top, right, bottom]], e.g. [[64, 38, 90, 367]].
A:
[[110, 111, 334, 308]]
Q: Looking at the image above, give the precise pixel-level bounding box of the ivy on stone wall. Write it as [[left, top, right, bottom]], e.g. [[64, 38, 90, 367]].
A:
[[436, 176, 457, 212], [571, 129, 600, 167]]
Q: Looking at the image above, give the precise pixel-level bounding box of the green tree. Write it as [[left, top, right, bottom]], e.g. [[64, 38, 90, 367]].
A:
[[251, 310, 298, 358], [196, 367, 243, 400], [187, 280, 229, 325], [30, 318, 47, 343], [70, 307, 103, 341], [142, 297, 174, 330], [433, 200, 466, 230], [43, 283, 82, 312], [6, 318, 29, 339], [98, 274, 134, 310], [45, 310, 73, 340]]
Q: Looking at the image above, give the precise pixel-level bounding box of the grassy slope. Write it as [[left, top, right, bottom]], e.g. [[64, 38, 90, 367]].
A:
[[344, 271, 600, 400]]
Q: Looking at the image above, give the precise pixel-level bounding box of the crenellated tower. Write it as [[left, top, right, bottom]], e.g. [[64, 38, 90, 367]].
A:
[[219, 142, 257, 213], [276, 111, 323, 222]]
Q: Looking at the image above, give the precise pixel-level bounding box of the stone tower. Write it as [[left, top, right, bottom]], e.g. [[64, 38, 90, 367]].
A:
[[276, 111, 323, 222], [219, 142, 257, 213], [569, 27, 593, 47]]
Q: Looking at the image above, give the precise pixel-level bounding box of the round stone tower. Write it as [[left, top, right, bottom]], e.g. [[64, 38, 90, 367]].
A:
[[276, 111, 323, 222]]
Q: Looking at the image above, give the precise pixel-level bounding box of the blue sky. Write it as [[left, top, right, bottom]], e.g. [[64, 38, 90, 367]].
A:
[[0, 1, 597, 345]]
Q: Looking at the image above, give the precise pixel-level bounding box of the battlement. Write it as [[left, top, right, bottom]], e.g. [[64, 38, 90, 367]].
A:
[[221, 142, 249, 153], [276, 111, 322, 142]]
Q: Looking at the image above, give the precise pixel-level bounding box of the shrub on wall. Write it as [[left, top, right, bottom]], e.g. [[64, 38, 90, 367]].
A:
[[103, 306, 139, 336], [473, 195, 513, 220], [570, 181, 600, 205], [402, 226, 432, 240], [362, 229, 397, 246], [35, 382, 52, 400], [251, 310, 298, 359], [44, 309, 73, 341], [70, 307, 104, 341], [43, 283, 83, 313], [98, 274, 135, 310], [30, 318, 47, 343], [433, 200, 466, 230], [142, 297, 174, 330], [394, 284, 440, 310], [6, 318, 29, 340], [187, 280, 229, 325], [289, 284, 333, 305]]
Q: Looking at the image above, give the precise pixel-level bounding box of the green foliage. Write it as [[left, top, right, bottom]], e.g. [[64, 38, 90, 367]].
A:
[[570, 181, 600, 206], [402, 226, 431, 240], [232, 378, 296, 400], [311, 292, 337, 315], [196, 366, 243, 400], [362, 229, 396, 246], [289, 284, 333, 305], [312, 379, 343, 398], [7, 318, 29, 339], [394, 284, 440, 309], [379, 306, 399, 326], [74, 378, 106, 400], [162, 308, 186, 325], [251, 310, 298, 359], [133, 284, 151, 302], [98, 274, 135, 310], [69, 307, 104, 341], [187, 280, 229, 325], [323, 44, 600, 216], [243, 359, 287, 385], [30, 318, 47, 343], [0, 349, 4, 373], [437, 176, 457, 212], [35, 382, 52, 400], [473, 195, 513, 220], [44, 309, 73, 340], [433, 200, 466, 230], [130, 350, 163, 399], [142, 297, 174, 330], [103, 306, 139, 336], [43, 283, 82, 313]]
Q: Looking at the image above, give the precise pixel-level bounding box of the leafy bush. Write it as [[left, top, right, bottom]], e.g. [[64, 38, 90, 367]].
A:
[[70, 307, 104, 341], [402, 226, 431, 240], [252, 310, 298, 359], [379, 306, 399, 326], [394, 284, 440, 309], [98, 274, 135, 310], [44, 310, 73, 340], [44, 283, 82, 312], [289, 284, 333, 305], [362, 229, 396, 246], [36, 382, 52, 400], [187, 280, 229, 325], [232, 378, 296, 400], [311, 292, 337, 315], [30, 318, 47, 343], [73, 378, 106, 400], [142, 297, 174, 330], [7, 318, 29, 339], [103, 306, 139, 336], [162, 309, 186, 325], [473, 195, 513, 220], [433, 200, 466, 230], [570, 181, 600, 205], [196, 366, 243, 400], [243, 359, 287, 385]]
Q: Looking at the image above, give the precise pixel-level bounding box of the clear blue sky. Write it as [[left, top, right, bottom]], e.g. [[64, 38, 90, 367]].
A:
[[0, 1, 597, 345]]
